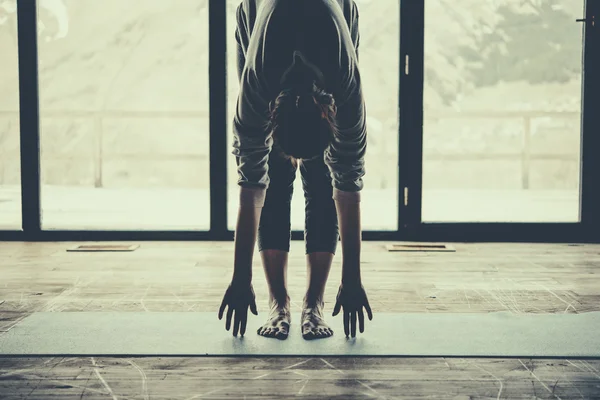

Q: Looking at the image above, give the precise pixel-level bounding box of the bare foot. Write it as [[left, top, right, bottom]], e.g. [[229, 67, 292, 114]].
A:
[[301, 302, 333, 340], [257, 300, 291, 340]]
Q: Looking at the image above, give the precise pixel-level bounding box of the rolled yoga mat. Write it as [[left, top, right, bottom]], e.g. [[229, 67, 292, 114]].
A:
[[1, 312, 599, 357]]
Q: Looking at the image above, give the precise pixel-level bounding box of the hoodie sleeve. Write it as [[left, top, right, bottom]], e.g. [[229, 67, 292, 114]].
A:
[[232, 2, 271, 207], [324, 1, 366, 203]]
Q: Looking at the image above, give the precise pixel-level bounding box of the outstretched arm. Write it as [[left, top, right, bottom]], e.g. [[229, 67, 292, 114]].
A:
[[338, 0, 363, 284], [231, 3, 264, 282], [326, 2, 370, 334], [219, 2, 270, 336]]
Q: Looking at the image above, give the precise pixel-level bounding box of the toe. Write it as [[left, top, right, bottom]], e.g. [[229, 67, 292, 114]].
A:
[[275, 330, 288, 340]]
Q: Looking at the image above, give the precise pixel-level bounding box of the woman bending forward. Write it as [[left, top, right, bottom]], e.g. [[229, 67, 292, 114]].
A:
[[219, 0, 372, 340]]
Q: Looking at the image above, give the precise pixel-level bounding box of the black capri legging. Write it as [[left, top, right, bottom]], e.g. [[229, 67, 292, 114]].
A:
[[256, 146, 339, 255]]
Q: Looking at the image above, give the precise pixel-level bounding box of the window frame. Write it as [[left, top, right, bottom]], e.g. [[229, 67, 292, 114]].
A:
[[1, 0, 597, 243]]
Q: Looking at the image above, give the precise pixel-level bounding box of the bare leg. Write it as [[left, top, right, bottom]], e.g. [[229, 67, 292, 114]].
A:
[[257, 249, 291, 340], [302, 252, 334, 340]]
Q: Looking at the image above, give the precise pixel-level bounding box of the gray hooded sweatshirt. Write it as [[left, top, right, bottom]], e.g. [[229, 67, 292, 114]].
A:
[[233, 0, 366, 207]]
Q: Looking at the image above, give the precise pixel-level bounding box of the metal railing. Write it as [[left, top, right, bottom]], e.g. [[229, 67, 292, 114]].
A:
[[425, 110, 580, 189], [0, 110, 580, 189]]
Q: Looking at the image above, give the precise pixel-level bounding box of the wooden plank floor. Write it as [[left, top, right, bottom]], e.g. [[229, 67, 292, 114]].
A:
[[1, 241, 600, 399]]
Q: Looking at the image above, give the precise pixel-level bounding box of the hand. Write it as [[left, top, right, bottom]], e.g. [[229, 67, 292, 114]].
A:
[[218, 279, 258, 337], [332, 281, 373, 338]]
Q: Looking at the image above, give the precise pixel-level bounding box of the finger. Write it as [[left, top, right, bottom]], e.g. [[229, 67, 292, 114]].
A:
[[250, 297, 258, 315], [225, 306, 234, 331], [218, 296, 227, 320], [240, 308, 248, 337], [358, 309, 365, 333], [233, 310, 240, 337], [351, 311, 357, 338], [333, 287, 343, 316], [332, 300, 342, 316], [365, 299, 373, 320], [343, 311, 349, 337]]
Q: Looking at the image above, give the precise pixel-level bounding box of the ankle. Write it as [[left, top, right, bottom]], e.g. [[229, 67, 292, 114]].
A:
[[303, 294, 324, 309], [269, 293, 290, 308]]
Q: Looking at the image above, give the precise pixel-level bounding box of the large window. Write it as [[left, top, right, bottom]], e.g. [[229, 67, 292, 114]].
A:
[[226, 0, 399, 231], [37, 0, 210, 230], [422, 0, 583, 222], [2, 0, 596, 241], [0, 0, 21, 230]]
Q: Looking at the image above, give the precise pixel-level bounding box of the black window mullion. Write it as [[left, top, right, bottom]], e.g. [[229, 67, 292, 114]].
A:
[[580, 0, 599, 235], [16, 0, 41, 238], [208, 0, 228, 238], [398, 0, 424, 234]]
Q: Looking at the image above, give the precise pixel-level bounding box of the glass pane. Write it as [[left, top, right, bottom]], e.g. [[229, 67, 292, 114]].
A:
[[0, 0, 22, 230], [423, 0, 583, 222], [227, 0, 399, 230], [38, 0, 210, 230]]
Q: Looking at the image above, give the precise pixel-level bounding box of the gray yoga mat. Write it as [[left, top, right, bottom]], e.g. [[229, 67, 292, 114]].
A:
[[1, 312, 599, 357]]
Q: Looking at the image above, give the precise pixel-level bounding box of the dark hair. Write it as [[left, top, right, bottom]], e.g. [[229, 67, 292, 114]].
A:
[[268, 83, 337, 162]]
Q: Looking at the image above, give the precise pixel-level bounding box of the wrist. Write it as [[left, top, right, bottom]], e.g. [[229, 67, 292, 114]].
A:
[[342, 260, 360, 276], [232, 270, 252, 284], [341, 272, 361, 286]]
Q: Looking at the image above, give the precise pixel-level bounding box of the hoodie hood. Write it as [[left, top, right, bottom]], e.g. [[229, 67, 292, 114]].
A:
[[279, 50, 325, 94]]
